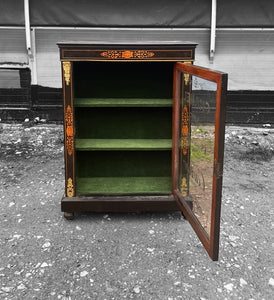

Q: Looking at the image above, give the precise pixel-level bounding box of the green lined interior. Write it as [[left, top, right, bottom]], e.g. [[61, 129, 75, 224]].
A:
[[75, 150, 172, 194], [76, 139, 172, 151], [73, 62, 173, 98], [74, 98, 172, 107], [75, 107, 172, 139], [77, 177, 171, 195], [76, 151, 171, 177], [74, 61, 173, 195]]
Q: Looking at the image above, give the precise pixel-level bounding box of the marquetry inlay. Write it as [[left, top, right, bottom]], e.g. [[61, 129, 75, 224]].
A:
[[67, 178, 74, 197], [65, 105, 74, 156], [100, 50, 155, 59], [63, 62, 71, 86]]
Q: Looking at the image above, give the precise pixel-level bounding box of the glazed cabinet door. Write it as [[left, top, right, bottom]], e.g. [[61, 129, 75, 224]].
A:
[[172, 62, 227, 260]]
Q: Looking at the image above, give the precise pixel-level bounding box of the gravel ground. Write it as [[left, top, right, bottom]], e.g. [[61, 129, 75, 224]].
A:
[[0, 123, 273, 300]]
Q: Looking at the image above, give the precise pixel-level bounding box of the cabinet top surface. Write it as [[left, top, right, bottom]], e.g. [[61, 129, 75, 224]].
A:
[[57, 40, 198, 47], [58, 40, 197, 60]]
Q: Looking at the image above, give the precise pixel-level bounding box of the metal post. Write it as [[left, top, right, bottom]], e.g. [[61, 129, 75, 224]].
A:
[[24, 0, 38, 84], [30, 28, 38, 85], [24, 0, 32, 55], [210, 0, 217, 63]]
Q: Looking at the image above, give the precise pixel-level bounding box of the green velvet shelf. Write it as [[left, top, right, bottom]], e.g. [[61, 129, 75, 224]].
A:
[[74, 98, 172, 107], [76, 177, 172, 194], [75, 139, 172, 151]]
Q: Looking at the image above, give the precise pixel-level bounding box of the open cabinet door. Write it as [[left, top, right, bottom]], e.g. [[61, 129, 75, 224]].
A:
[[172, 62, 227, 260]]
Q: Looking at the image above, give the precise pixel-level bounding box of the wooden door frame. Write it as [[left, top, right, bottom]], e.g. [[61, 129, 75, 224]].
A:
[[172, 62, 227, 260]]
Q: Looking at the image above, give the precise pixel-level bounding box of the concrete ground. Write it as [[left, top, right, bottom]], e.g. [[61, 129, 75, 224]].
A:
[[0, 123, 273, 299]]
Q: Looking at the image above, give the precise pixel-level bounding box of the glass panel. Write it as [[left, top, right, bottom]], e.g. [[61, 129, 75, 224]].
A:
[[178, 74, 217, 237]]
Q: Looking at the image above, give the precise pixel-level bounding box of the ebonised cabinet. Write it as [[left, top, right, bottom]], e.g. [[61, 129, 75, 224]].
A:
[[58, 41, 227, 260]]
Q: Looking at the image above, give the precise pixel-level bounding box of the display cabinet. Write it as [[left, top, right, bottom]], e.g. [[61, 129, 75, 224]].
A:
[[58, 41, 227, 260]]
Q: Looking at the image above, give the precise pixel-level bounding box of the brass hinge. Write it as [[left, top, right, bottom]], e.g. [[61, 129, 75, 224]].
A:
[[214, 162, 223, 179], [182, 60, 192, 85], [184, 73, 190, 85]]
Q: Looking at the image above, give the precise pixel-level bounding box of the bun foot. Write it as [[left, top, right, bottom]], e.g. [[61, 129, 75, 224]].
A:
[[64, 212, 74, 220]]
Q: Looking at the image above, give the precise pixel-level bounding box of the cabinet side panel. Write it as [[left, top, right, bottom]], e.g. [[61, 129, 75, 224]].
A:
[[62, 61, 75, 197]]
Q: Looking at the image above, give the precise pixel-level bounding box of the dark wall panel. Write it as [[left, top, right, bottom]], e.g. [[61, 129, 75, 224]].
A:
[[217, 0, 274, 27], [1, 0, 211, 27], [2, 1, 274, 27], [0, 69, 31, 107], [28, 0, 210, 27], [1, 82, 274, 124], [0, 0, 24, 26]]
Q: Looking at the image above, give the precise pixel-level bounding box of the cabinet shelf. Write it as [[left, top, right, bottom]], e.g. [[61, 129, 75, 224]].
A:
[[75, 139, 172, 151], [76, 177, 171, 194], [74, 98, 172, 107]]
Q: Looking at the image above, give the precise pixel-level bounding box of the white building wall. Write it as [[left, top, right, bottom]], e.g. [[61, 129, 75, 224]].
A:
[[1, 28, 274, 91], [198, 30, 274, 90], [35, 29, 274, 91], [35, 29, 210, 89], [0, 29, 27, 65]]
